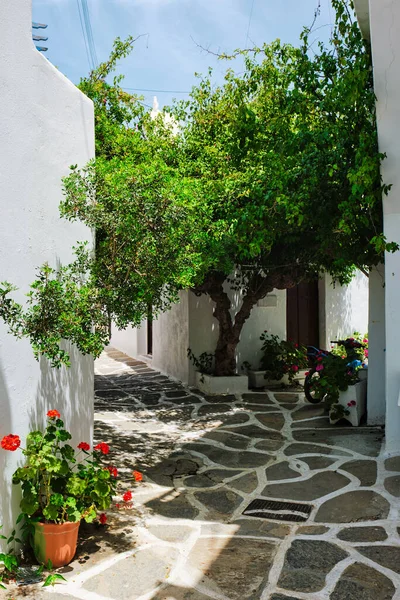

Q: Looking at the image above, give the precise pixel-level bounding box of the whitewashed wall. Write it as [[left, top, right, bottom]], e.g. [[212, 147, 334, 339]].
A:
[[368, 0, 400, 453], [318, 272, 369, 350], [0, 0, 94, 538], [111, 324, 147, 359], [152, 291, 190, 383]]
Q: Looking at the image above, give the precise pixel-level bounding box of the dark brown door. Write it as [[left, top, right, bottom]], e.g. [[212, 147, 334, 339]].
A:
[[147, 305, 153, 355], [286, 281, 319, 347]]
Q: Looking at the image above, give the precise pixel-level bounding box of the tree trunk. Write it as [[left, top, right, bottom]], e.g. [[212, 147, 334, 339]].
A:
[[193, 271, 279, 377]]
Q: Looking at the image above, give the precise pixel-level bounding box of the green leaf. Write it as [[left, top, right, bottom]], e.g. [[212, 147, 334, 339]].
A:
[[43, 573, 67, 587]]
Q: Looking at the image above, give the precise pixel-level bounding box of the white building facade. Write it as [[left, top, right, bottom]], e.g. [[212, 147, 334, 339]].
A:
[[112, 273, 369, 386], [0, 0, 95, 537]]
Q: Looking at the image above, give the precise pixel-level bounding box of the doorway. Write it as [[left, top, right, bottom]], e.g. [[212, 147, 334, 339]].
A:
[[286, 281, 319, 347], [147, 305, 153, 356]]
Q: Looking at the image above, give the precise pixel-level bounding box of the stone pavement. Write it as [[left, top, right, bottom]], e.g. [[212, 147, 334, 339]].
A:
[[5, 348, 400, 600]]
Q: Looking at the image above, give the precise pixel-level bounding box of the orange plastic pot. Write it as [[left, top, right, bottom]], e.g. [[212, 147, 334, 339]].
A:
[[33, 521, 80, 568]]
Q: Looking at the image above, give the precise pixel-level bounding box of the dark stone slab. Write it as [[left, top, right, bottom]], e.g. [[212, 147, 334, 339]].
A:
[[356, 545, 400, 574], [285, 443, 351, 457], [270, 596, 301, 600], [254, 438, 286, 452], [184, 443, 275, 469], [292, 428, 384, 457], [197, 404, 232, 416], [145, 493, 199, 520], [292, 405, 327, 421], [265, 462, 301, 481], [229, 472, 258, 493], [330, 562, 395, 600], [184, 469, 242, 488], [300, 456, 337, 470], [255, 413, 285, 430], [232, 519, 290, 538], [225, 424, 285, 443], [274, 393, 300, 403], [384, 456, 400, 471], [203, 431, 250, 450], [292, 417, 335, 429], [262, 471, 350, 501], [315, 491, 390, 523], [204, 394, 236, 403], [337, 526, 387, 542], [169, 395, 203, 405], [165, 390, 191, 398], [236, 403, 279, 413], [194, 488, 243, 516], [95, 389, 129, 399], [241, 393, 274, 405], [297, 525, 329, 535], [340, 459, 377, 486], [278, 540, 348, 593], [187, 537, 277, 600], [220, 413, 250, 426], [384, 475, 400, 497]]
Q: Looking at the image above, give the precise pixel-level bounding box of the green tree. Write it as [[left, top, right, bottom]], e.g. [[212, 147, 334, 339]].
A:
[[165, 0, 393, 375], [0, 1, 395, 372]]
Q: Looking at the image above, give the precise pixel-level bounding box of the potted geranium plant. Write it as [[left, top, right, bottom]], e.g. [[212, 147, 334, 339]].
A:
[[307, 337, 367, 425], [1, 410, 141, 568], [248, 333, 309, 389]]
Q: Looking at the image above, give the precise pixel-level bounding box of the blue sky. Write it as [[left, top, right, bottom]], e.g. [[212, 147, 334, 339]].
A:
[[32, 0, 333, 109]]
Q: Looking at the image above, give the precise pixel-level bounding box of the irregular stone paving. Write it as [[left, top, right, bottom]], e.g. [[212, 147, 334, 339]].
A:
[[7, 348, 400, 600]]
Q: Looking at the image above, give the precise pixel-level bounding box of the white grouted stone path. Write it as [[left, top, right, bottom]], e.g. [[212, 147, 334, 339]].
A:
[[6, 348, 400, 600]]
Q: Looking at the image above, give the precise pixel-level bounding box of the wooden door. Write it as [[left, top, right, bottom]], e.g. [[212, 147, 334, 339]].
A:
[[286, 281, 319, 347], [147, 305, 153, 355]]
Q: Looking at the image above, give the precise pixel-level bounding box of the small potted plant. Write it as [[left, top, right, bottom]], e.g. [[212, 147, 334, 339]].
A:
[[307, 338, 367, 426], [1, 410, 141, 568], [248, 333, 309, 389]]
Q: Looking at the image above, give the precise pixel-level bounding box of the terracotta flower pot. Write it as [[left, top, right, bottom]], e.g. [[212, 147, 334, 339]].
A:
[[33, 521, 80, 567]]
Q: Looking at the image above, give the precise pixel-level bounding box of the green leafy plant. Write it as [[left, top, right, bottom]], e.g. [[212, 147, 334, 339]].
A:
[[187, 349, 215, 375], [1, 410, 141, 525], [258, 333, 308, 382], [308, 338, 367, 414], [0, 525, 19, 590], [331, 332, 368, 363]]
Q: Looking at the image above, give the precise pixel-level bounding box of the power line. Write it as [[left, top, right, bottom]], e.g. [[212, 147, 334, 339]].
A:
[[81, 0, 98, 67], [245, 0, 256, 46], [123, 87, 190, 94], [76, 0, 98, 70], [76, 0, 91, 69]]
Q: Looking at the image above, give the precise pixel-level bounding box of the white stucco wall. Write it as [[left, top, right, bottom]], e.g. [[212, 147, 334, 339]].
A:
[[152, 291, 190, 383], [111, 324, 147, 359], [318, 272, 369, 350], [368, 0, 400, 453], [0, 0, 94, 537], [368, 264, 386, 425]]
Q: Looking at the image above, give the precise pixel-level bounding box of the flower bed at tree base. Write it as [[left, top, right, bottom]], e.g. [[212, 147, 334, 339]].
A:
[[248, 370, 290, 389], [33, 521, 80, 568], [195, 372, 249, 395], [330, 380, 367, 427]]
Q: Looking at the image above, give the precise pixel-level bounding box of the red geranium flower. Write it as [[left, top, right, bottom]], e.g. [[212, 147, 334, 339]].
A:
[[347, 400, 357, 407], [123, 490, 132, 502], [105, 466, 118, 478], [47, 409, 60, 419], [99, 513, 107, 525], [291, 365, 299, 372], [94, 442, 110, 455], [77, 442, 90, 451], [1, 434, 21, 451], [317, 356, 323, 362], [133, 470, 143, 482]]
